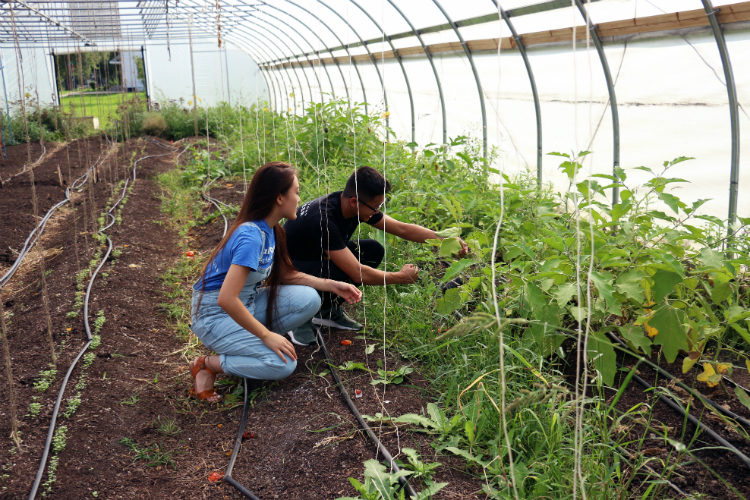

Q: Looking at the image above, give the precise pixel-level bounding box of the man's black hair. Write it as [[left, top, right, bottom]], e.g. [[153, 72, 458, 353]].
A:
[[343, 166, 391, 201]]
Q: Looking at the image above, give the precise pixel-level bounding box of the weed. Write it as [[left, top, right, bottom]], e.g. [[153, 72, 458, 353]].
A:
[[89, 335, 101, 350], [120, 393, 140, 406], [27, 401, 42, 418], [34, 366, 57, 393], [154, 416, 182, 437], [94, 310, 106, 334], [83, 352, 95, 367], [118, 437, 179, 469], [63, 394, 81, 419]]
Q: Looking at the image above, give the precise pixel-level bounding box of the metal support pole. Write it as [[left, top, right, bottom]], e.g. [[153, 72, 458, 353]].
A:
[[700, 0, 740, 231], [0, 52, 14, 144], [140, 45, 150, 110], [574, 0, 621, 206], [252, 2, 339, 101], [387, 0, 447, 146], [188, 13, 198, 137], [224, 46, 231, 105], [349, 0, 416, 148], [492, 0, 543, 186], [432, 0, 487, 159], [50, 49, 60, 106]]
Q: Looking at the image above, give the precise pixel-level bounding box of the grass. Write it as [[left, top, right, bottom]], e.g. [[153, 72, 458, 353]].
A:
[[60, 92, 146, 129]]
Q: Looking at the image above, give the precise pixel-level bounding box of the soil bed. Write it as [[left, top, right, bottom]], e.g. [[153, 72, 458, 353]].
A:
[[1, 149, 484, 499]]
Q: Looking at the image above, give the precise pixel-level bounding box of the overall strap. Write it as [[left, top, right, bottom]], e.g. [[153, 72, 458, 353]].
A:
[[240, 221, 267, 269]]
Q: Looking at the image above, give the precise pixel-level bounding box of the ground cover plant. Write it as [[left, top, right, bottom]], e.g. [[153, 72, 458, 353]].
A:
[[158, 97, 750, 499]]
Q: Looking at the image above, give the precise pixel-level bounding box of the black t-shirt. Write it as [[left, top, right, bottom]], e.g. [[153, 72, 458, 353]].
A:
[[284, 191, 384, 261]]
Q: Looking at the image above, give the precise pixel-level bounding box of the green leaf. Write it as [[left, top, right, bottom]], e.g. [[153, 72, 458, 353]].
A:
[[711, 282, 733, 305], [728, 310, 750, 325], [436, 288, 463, 315], [615, 282, 644, 305], [415, 482, 448, 500], [443, 258, 474, 283], [649, 306, 689, 363], [554, 283, 577, 306], [339, 361, 368, 371], [588, 331, 616, 386], [652, 270, 683, 303], [735, 387, 750, 412], [436, 227, 461, 238], [590, 271, 621, 315], [610, 200, 631, 221], [620, 324, 651, 356], [658, 192, 681, 214], [697, 248, 724, 269], [393, 414, 439, 430], [445, 447, 487, 467], [439, 238, 462, 257]]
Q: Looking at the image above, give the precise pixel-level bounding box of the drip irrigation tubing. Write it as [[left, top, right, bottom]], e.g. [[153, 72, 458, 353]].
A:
[[27, 140, 185, 499], [607, 332, 750, 429], [316, 330, 419, 499], [0, 148, 108, 289], [615, 360, 750, 470]]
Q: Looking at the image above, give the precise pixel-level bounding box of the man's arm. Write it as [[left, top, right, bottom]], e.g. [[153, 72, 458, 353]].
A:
[[328, 246, 418, 285], [371, 214, 468, 255]]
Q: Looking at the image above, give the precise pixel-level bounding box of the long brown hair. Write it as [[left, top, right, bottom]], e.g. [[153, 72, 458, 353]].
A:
[[198, 161, 297, 330]]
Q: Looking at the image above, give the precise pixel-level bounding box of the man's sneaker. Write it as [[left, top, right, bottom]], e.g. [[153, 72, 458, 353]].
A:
[[312, 306, 363, 331], [287, 319, 320, 346]]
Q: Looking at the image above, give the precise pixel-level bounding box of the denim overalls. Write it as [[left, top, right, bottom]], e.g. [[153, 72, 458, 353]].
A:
[[190, 222, 320, 380]]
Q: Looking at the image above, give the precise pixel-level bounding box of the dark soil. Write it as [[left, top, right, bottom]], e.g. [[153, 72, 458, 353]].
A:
[[0, 137, 110, 269], [0, 141, 49, 178], [0, 146, 483, 499]]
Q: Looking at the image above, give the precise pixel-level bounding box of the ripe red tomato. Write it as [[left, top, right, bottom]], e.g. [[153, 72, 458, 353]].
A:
[[341, 340, 352, 346], [208, 472, 223, 482]]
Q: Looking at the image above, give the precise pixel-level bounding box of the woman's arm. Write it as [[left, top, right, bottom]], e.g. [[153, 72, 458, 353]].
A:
[[217, 264, 297, 363], [281, 270, 362, 304]]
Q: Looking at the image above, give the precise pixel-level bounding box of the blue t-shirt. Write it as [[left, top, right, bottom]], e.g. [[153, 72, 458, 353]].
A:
[[194, 220, 276, 291]]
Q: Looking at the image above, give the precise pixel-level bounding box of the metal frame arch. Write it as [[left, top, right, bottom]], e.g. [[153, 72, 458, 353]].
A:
[[491, 0, 543, 185], [254, 1, 344, 102], [236, 16, 313, 112], [700, 0, 740, 229], [573, 0, 621, 206], [349, 0, 416, 147], [386, 0, 447, 146], [243, 6, 331, 104], [432, 0, 487, 159], [173, 5, 284, 110], [315, 0, 390, 122], [272, 0, 356, 105], [224, 23, 305, 113]]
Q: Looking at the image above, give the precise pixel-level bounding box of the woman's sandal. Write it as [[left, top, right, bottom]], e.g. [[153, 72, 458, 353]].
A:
[[190, 355, 222, 403]]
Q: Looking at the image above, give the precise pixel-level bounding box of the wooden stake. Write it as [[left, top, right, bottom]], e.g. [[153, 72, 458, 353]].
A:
[[0, 298, 22, 450]]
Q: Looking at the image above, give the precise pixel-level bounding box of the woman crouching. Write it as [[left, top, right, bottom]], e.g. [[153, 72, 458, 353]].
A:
[[189, 162, 361, 402]]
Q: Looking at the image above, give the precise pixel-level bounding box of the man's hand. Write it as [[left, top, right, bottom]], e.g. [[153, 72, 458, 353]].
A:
[[398, 264, 420, 284]]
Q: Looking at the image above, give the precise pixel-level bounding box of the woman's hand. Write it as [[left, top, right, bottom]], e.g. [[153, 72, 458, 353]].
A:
[[261, 332, 298, 363], [329, 281, 362, 304]]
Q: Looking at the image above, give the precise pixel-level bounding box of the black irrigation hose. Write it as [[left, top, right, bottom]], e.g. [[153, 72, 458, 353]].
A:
[[607, 332, 750, 430], [28, 142, 183, 499], [145, 137, 178, 152], [618, 361, 750, 470], [0, 148, 108, 289], [224, 379, 262, 500], [316, 331, 419, 499]]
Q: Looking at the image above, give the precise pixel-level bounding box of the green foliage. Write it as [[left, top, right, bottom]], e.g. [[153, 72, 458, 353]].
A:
[[33, 367, 57, 393], [118, 437, 179, 469], [156, 98, 750, 498]]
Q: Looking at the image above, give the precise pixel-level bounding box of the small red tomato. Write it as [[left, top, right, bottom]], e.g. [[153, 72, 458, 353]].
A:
[[341, 340, 352, 346], [208, 472, 224, 482], [186, 251, 195, 258], [243, 431, 255, 439]]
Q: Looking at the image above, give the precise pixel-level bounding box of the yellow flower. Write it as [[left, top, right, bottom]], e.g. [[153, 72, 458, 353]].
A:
[[288, 108, 291, 112], [198, 97, 201, 102], [381, 111, 391, 119], [644, 321, 658, 338], [263, 107, 269, 112], [289, 92, 295, 98], [188, 100, 193, 106], [24, 92, 30, 98]]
